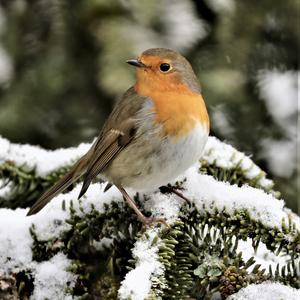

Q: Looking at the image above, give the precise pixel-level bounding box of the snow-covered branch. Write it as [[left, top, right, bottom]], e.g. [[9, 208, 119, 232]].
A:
[[0, 135, 299, 299]]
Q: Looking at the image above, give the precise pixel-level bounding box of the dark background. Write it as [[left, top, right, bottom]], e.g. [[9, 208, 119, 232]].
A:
[[0, 0, 298, 212]]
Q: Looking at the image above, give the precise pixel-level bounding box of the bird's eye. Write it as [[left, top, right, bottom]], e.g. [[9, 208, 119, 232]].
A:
[[159, 63, 171, 73]]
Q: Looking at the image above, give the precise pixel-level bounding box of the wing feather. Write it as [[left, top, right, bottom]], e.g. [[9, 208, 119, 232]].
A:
[[78, 123, 135, 199], [27, 87, 147, 215]]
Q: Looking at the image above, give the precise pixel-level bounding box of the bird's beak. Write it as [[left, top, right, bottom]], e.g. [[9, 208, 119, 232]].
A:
[[126, 59, 147, 68]]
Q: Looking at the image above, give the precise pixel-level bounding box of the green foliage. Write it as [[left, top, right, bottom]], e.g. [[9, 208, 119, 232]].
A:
[[0, 135, 300, 300], [150, 206, 299, 299], [0, 139, 298, 299], [0, 161, 71, 209], [199, 160, 280, 197], [29, 199, 141, 299], [12, 194, 298, 299]]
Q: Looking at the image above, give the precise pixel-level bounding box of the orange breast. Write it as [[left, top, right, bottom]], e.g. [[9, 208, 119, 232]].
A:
[[135, 80, 209, 139]]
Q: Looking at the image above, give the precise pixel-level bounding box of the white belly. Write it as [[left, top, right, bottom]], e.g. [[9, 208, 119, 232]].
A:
[[104, 122, 208, 191]]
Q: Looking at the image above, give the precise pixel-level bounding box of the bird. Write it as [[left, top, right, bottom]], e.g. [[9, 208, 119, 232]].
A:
[[27, 48, 210, 225]]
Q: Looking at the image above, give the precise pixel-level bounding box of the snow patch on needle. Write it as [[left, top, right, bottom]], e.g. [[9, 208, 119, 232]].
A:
[[118, 228, 164, 300], [31, 253, 77, 300], [179, 166, 293, 230], [0, 136, 91, 177], [228, 282, 300, 300]]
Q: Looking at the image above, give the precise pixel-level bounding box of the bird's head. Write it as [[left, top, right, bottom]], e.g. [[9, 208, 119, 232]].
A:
[[127, 48, 201, 95]]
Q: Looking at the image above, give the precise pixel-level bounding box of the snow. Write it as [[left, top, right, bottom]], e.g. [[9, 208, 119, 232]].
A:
[[257, 71, 298, 127], [0, 208, 33, 273], [0, 216, 75, 297], [67, 183, 123, 215], [143, 191, 183, 222], [92, 237, 114, 251], [211, 105, 234, 137], [257, 70, 298, 177], [208, 0, 235, 13], [3, 170, 296, 298], [0, 180, 12, 199], [0, 135, 90, 177], [177, 166, 296, 230], [0, 135, 273, 191], [28, 198, 71, 240], [0, 183, 123, 298], [31, 253, 76, 300], [162, 0, 208, 51], [118, 162, 298, 298], [30, 183, 125, 239], [238, 239, 289, 272], [0, 182, 123, 273], [260, 138, 297, 178], [0, 135, 298, 299], [118, 228, 164, 300], [227, 282, 300, 300], [202, 136, 274, 189]]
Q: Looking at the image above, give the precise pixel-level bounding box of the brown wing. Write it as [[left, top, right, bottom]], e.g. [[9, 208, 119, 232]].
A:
[[77, 119, 136, 199], [27, 87, 147, 215]]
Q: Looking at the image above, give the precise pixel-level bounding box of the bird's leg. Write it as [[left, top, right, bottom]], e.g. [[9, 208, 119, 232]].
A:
[[169, 188, 191, 204], [116, 185, 168, 227], [159, 184, 191, 204]]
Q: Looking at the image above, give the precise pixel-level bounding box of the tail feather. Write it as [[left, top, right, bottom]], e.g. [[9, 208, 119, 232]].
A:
[[104, 182, 113, 192], [77, 177, 91, 200], [27, 157, 89, 216]]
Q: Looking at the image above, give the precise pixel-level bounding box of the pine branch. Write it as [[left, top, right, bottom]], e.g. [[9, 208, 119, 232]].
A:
[[0, 136, 298, 299]]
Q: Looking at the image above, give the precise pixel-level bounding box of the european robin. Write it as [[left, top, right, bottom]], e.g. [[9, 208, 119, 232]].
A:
[[27, 48, 210, 225]]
